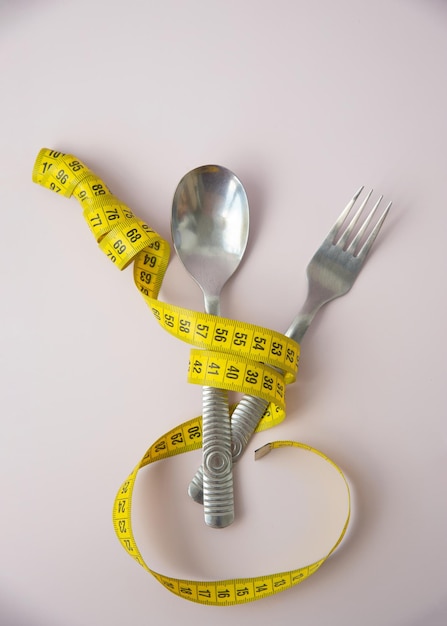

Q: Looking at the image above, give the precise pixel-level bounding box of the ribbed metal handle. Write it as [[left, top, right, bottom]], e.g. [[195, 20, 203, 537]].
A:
[[230, 394, 270, 459], [201, 385, 234, 528], [189, 393, 269, 504], [188, 314, 308, 504]]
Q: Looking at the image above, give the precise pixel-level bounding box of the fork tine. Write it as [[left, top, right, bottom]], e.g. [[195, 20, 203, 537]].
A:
[[337, 189, 374, 248], [346, 194, 383, 254], [327, 186, 364, 243], [356, 200, 392, 260]]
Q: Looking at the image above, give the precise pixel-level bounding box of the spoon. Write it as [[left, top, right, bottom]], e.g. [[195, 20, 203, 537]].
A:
[[172, 165, 249, 528]]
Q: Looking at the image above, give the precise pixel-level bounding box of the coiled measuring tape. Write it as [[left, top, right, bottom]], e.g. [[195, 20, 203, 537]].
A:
[[32, 148, 351, 605]]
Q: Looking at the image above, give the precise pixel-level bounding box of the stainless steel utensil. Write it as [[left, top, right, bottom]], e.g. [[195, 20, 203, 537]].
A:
[[172, 165, 249, 527], [188, 186, 392, 503]]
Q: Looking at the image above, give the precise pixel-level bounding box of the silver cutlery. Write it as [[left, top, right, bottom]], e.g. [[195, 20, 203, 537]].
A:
[[188, 186, 392, 503]]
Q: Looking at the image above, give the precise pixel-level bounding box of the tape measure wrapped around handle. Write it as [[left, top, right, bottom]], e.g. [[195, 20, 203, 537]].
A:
[[32, 148, 350, 605]]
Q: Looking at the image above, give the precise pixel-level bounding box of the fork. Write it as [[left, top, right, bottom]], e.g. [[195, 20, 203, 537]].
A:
[[188, 186, 392, 503]]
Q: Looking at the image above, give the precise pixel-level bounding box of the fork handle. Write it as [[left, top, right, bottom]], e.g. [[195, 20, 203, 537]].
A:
[[230, 394, 271, 459], [201, 385, 234, 528]]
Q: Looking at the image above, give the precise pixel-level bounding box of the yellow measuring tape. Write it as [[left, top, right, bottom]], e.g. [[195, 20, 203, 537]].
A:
[[32, 148, 351, 605]]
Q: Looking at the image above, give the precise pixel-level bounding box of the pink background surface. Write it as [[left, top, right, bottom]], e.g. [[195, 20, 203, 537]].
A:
[[1, 1, 446, 624]]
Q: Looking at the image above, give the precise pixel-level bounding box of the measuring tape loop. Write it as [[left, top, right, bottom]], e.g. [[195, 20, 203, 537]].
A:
[[188, 349, 287, 409], [33, 148, 350, 605], [98, 218, 163, 271], [113, 428, 350, 606], [147, 300, 299, 379], [32, 149, 92, 196], [33, 148, 299, 408]]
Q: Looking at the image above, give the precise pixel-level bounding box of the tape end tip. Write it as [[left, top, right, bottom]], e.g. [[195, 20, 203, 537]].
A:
[[254, 443, 272, 460]]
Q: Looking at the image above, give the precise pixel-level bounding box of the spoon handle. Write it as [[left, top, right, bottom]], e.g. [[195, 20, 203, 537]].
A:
[[201, 385, 234, 528]]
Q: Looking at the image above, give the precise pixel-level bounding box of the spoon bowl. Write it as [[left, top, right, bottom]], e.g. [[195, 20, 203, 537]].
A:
[[172, 165, 249, 315]]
